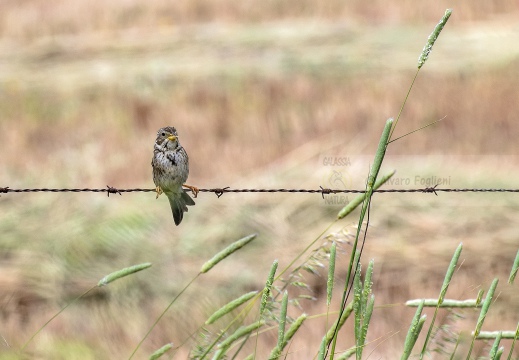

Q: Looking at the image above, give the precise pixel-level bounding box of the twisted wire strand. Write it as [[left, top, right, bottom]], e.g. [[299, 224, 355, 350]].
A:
[[2, 185, 519, 198]]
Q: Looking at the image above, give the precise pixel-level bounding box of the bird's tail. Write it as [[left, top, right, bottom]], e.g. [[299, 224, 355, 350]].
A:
[[168, 190, 196, 226]]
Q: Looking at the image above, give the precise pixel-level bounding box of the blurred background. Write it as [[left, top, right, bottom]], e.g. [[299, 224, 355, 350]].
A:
[[1, 1, 519, 359]]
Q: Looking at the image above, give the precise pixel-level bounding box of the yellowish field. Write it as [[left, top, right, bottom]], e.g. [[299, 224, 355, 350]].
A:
[[1, 1, 519, 359]]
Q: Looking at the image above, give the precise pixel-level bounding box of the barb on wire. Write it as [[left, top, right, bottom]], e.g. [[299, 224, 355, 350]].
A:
[[106, 185, 122, 197], [422, 184, 439, 196], [2, 185, 519, 198], [319, 186, 335, 199], [210, 187, 230, 198]]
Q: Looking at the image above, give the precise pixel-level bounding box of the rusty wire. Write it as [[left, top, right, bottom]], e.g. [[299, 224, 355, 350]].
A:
[[1, 185, 519, 198]]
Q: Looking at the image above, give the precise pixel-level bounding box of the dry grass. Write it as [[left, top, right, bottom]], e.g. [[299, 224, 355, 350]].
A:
[[1, 1, 519, 359], [0, 0, 516, 43]]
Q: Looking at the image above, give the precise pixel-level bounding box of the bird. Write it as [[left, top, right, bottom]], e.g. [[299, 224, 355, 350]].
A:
[[151, 126, 198, 225]]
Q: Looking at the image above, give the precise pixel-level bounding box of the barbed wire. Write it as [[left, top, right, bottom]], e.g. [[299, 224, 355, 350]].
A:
[[2, 185, 519, 198]]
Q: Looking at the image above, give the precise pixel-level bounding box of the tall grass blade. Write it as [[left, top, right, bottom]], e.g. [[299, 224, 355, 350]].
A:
[[406, 298, 481, 308], [337, 348, 356, 360], [476, 289, 485, 306], [281, 314, 307, 349], [417, 9, 452, 69], [359, 295, 374, 359], [278, 291, 288, 348], [217, 320, 265, 349], [466, 278, 499, 360], [506, 322, 519, 360], [206, 291, 258, 325], [330, 118, 393, 360], [318, 336, 327, 360], [367, 118, 393, 188], [416, 316, 427, 340], [325, 302, 354, 343], [495, 347, 504, 360], [98, 263, 152, 286], [327, 242, 337, 306], [476, 331, 518, 339], [260, 260, 278, 316], [489, 332, 502, 359], [419, 243, 462, 359], [212, 345, 229, 360], [401, 300, 425, 360], [268, 291, 289, 360], [353, 262, 363, 359], [337, 169, 396, 219], [362, 260, 374, 311], [149, 343, 173, 360], [390, 9, 451, 140], [475, 278, 498, 337], [508, 249, 519, 284], [200, 234, 257, 273], [439, 243, 462, 304]]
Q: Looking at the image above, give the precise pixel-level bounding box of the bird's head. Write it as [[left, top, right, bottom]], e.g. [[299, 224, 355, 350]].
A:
[[156, 126, 179, 149]]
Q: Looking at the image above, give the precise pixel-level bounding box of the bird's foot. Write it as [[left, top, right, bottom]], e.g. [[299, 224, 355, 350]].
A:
[[183, 184, 199, 198], [155, 186, 163, 199]]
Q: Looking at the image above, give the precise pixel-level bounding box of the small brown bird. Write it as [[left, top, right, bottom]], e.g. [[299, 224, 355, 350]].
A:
[[151, 127, 198, 225]]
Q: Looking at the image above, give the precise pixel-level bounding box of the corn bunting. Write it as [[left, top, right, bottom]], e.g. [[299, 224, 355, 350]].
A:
[[152, 126, 198, 225]]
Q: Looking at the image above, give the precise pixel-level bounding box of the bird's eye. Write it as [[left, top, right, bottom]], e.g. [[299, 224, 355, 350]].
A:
[[161, 132, 166, 136]]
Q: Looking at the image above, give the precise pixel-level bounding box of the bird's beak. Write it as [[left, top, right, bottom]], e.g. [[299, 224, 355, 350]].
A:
[[168, 135, 177, 141]]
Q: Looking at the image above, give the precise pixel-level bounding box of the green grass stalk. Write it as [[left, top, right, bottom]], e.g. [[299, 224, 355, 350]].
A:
[[277, 291, 288, 348], [406, 298, 481, 308], [132, 234, 257, 359], [201, 234, 257, 273], [489, 332, 502, 359], [476, 289, 485, 306], [327, 242, 337, 306], [389, 9, 452, 141], [401, 300, 425, 360], [268, 291, 289, 360], [476, 331, 518, 339], [324, 302, 354, 344], [353, 262, 363, 359], [217, 320, 265, 349], [337, 170, 396, 219], [337, 348, 356, 360], [281, 314, 307, 349], [317, 336, 327, 360], [362, 260, 374, 312], [98, 262, 152, 286], [417, 9, 453, 69], [506, 322, 519, 360], [508, 249, 519, 284], [330, 119, 393, 360], [149, 343, 173, 360], [419, 243, 462, 359], [260, 260, 278, 316], [359, 295, 374, 359], [206, 291, 258, 325], [466, 278, 499, 360]]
